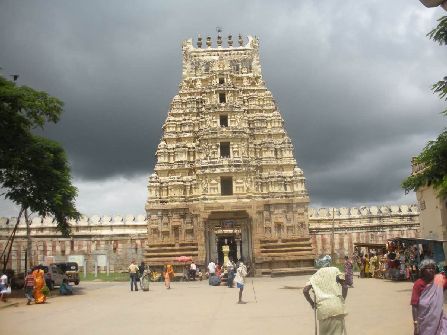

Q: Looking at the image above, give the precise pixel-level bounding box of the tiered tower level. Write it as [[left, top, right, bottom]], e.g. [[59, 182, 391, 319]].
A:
[[146, 34, 313, 275]]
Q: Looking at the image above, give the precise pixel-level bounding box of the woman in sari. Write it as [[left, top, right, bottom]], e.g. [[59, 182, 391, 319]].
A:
[[364, 254, 370, 278], [411, 259, 447, 334], [33, 265, 46, 304], [164, 264, 174, 289], [344, 256, 353, 287]]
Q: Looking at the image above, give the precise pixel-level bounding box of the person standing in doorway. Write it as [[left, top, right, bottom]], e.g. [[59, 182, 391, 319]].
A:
[[234, 262, 247, 304], [128, 260, 139, 292]]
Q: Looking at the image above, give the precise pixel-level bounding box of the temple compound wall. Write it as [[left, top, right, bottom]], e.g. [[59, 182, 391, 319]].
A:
[[309, 204, 420, 259], [0, 205, 419, 274], [0, 215, 147, 273]]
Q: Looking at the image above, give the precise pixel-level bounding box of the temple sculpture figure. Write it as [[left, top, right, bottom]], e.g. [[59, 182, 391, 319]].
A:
[[146, 33, 315, 276]]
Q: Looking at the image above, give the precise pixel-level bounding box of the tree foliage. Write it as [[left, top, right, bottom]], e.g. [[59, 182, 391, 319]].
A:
[[0, 75, 80, 236], [402, 131, 447, 198], [402, 16, 447, 198], [428, 16, 447, 46]]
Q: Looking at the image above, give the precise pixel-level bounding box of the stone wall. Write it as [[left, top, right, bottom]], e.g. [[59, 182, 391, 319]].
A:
[[0, 215, 147, 273], [309, 204, 420, 259], [0, 204, 420, 273]]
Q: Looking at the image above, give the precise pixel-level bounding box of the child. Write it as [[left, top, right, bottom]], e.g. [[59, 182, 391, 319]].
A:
[[24, 269, 35, 305], [59, 278, 73, 295]]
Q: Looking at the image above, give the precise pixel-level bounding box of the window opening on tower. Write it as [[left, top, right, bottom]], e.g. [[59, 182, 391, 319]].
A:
[[220, 142, 230, 158], [219, 93, 226, 104], [220, 115, 228, 127], [221, 176, 233, 195]]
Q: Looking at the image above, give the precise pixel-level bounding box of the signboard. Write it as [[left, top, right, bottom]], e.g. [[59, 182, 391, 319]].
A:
[[68, 255, 85, 267], [96, 254, 108, 267]]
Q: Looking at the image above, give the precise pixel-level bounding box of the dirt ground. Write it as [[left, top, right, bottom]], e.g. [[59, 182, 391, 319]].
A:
[[0, 275, 431, 335]]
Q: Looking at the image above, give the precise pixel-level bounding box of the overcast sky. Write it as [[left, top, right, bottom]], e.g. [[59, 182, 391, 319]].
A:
[[0, 1, 445, 217]]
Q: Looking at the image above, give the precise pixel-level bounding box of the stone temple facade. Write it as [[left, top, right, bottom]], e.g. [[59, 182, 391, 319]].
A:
[[0, 206, 419, 274], [146, 34, 314, 275]]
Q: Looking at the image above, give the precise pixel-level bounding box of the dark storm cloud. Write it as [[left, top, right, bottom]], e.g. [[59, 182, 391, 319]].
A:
[[0, 0, 445, 214]]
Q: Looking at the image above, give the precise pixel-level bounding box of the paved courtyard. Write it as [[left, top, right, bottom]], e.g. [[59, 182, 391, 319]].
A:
[[0, 275, 427, 335]]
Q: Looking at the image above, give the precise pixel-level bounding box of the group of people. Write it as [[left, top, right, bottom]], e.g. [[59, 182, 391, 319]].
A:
[[133, 258, 247, 303], [307, 255, 447, 335], [0, 265, 73, 306], [207, 259, 247, 303], [354, 249, 427, 282]]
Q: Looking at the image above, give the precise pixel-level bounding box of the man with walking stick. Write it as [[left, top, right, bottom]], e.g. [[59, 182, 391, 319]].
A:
[[303, 266, 348, 335]]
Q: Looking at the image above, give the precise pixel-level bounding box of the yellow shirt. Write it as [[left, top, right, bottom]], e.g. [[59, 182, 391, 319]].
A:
[[128, 264, 139, 274]]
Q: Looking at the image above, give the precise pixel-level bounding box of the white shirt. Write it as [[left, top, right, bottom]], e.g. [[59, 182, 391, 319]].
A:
[[234, 264, 247, 285], [0, 274, 7, 285], [208, 262, 216, 274]]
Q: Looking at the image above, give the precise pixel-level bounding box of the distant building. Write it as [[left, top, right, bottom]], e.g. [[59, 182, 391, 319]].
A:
[[411, 159, 447, 251], [146, 34, 314, 275]]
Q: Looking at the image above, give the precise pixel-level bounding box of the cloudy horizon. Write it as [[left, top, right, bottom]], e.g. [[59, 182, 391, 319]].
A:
[[1, 1, 445, 217]]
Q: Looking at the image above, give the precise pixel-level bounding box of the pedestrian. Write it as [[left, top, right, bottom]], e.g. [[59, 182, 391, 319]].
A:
[[128, 259, 139, 292], [207, 260, 216, 285], [370, 253, 378, 278], [189, 261, 197, 281], [164, 264, 174, 289], [32, 265, 46, 304], [411, 259, 447, 335], [139, 261, 146, 277], [0, 272, 7, 292], [303, 266, 348, 335], [24, 269, 35, 305], [364, 254, 370, 278], [0, 272, 10, 302], [59, 278, 73, 295], [344, 256, 353, 288], [226, 258, 235, 288], [234, 262, 247, 304]]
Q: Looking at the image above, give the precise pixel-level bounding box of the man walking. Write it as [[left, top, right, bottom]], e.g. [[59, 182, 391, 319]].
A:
[[234, 262, 247, 303], [207, 260, 216, 284], [303, 266, 348, 334], [128, 260, 139, 292], [226, 258, 235, 288]]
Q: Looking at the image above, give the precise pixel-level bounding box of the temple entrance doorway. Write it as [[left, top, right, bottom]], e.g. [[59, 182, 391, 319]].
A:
[[204, 210, 252, 267], [216, 235, 239, 265]]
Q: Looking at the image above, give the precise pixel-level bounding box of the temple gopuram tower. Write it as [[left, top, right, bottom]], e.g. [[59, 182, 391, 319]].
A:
[[146, 34, 315, 276]]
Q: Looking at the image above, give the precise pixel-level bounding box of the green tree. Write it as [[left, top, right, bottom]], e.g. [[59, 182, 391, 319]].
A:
[[402, 16, 447, 197], [0, 75, 80, 270]]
